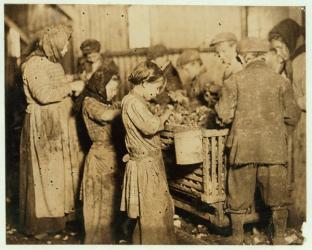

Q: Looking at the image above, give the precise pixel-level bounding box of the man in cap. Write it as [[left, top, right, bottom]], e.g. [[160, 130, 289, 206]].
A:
[[146, 44, 169, 70], [77, 39, 102, 81], [80, 38, 101, 58], [78, 39, 118, 81], [176, 49, 224, 114], [210, 32, 243, 80], [147, 44, 183, 105], [215, 37, 300, 244], [193, 32, 244, 108], [176, 49, 206, 100]]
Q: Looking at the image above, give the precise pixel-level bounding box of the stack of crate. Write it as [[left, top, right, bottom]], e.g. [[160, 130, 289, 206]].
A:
[[161, 127, 229, 203]]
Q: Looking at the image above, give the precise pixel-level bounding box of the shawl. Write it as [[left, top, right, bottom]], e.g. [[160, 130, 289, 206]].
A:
[[269, 18, 304, 57], [73, 62, 119, 113], [22, 24, 72, 66]]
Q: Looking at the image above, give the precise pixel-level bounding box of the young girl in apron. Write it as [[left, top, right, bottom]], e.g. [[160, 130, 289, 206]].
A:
[[120, 61, 176, 244]]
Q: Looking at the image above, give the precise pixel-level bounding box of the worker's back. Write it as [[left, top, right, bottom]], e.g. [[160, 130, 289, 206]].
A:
[[217, 60, 300, 165]]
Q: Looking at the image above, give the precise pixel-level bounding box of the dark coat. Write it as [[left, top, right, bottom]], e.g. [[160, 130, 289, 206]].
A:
[[215, 60, 300, 165], [154, 62, 183, 105]]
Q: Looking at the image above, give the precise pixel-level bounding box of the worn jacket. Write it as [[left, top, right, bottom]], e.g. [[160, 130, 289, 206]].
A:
[[215, 60, 300, 165], [154, 62, 183, 105]]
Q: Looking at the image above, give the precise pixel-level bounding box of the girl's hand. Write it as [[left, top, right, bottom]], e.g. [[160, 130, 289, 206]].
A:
[[65, 74, 74, 82], [70, 80, 85, 96], [160, 109, 174, 124]]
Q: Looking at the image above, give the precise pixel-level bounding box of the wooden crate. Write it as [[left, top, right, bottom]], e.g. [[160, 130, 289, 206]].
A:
[[161, 127, 262, 227], [201, 129, 229, 204], [161, 127, 229, 205]]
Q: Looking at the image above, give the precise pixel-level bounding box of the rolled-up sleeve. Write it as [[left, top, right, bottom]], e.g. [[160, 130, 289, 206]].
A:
[[23, 57, 72, 104], [215, 76, 237, 124], [127, 100, 163, 136]]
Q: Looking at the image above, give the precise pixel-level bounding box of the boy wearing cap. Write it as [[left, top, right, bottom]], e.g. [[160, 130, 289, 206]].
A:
[[77, 39, 102, 81], [215, 37, 300, 244], [78, 39, 118, 82], [177, 49, 206, 102], [210, 32, 243, 80], [147, 44, 183, 105]]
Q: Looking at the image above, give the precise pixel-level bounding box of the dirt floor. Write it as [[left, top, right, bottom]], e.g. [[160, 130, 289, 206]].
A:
[[5, 155, 304, 245], [6, 197, 304, 245]]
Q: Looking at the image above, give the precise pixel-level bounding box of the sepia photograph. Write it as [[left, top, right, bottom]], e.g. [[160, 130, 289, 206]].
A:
[[3, 1, 307, 246]]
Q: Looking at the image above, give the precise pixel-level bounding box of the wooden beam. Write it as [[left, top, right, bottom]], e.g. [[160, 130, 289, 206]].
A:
[[103, 47, 215, 58], [4, 15, 30, 44], [174, 199, 230, 227], [240, 6, 248, 38]]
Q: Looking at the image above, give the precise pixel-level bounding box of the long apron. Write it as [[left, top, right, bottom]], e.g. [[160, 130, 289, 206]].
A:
[[19, 114, 66, 235], [82, 143, 122, 244], [120, 151, 176, 244]]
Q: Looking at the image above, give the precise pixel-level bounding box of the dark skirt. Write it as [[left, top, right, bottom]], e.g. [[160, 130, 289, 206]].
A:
[[19, 114, 66, 235], [82, 144, 122, 244]]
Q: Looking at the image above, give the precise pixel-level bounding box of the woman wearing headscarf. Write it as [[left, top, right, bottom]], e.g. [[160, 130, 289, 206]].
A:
[[76, 62, 123, 244], [19, 24, 85, 236], [74, 40, 120, 154], [269, 18, 305, 229]]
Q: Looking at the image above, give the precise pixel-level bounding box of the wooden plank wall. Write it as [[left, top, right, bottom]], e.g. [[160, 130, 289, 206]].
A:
[[5, 5, 303, 90], [26, 4, 70, 36], [71, 4, 129, 71], [149, 5, 243, 49]]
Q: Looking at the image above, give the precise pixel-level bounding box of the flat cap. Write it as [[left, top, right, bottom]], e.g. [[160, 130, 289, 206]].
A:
[[210, 32, 238, 46], [177, 49, 201, 67], [237, 37, 270, 53], [147, 44, 168, 60], [80, 39, 101, 55]]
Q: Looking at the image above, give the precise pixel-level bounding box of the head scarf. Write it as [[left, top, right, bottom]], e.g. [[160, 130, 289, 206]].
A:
[[73, 61, 119, 113], [268, 18, 304, 57], [39, 24, 72, 63], [23, 24, 72, 65], [269, 18, 305, 81]]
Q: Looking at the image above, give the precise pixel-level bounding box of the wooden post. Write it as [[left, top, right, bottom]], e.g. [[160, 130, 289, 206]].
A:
[[287, 134, 294, 191], [4, 15, 30, 45], [240, 6, 248, 38], [211, 136, 217, 199], [202, 136, 209, 199], [217, 136, 223, 196], [223, 135, 228, 195]]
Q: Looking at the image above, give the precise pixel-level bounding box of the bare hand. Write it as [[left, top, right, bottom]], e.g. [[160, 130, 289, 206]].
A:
[[160, 109, 174, 124], [70, 80, 85, 96], [65, 74, 74, 82], [207, 83, 222, 94]]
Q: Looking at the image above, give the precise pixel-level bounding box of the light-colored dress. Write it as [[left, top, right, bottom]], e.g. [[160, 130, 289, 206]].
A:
[[120, 92, 176, 244], [82, 96, 122, 244], [20, 56, 84, 234]]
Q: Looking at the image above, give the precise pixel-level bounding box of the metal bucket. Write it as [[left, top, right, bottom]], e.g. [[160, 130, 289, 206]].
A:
[[174, 128, 203, 165]]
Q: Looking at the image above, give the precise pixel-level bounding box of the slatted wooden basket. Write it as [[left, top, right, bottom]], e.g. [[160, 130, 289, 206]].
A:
[[201, 129, 229, 204], [161, 126, 229, 205]]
